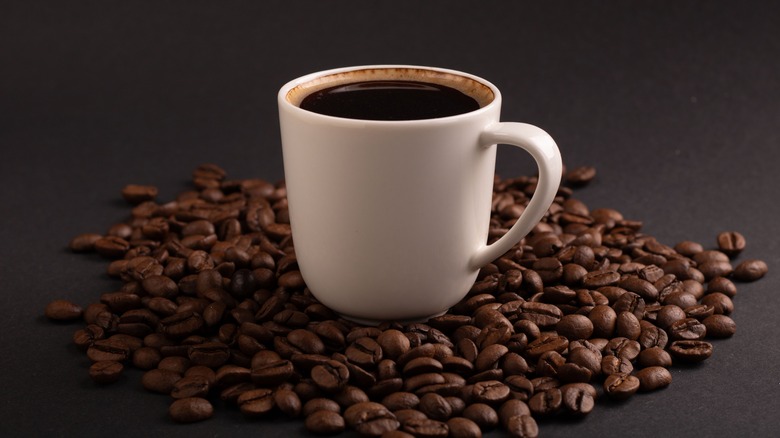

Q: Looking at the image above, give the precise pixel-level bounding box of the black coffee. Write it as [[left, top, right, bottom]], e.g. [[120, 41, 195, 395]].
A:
[[299, 80, 480, 121]]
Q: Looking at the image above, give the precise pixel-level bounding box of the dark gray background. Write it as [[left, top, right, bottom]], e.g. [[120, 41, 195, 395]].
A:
[[2, 1, 779, 436]]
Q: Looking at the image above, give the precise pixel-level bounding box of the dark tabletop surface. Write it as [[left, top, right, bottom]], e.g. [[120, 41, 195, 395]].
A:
[[2, 1, 779, 436]]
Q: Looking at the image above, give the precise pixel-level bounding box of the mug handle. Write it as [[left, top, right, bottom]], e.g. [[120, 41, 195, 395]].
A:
[[469, 122, 563, 270]]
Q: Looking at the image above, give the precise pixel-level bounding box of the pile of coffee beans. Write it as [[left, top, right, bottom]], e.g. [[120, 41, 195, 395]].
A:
[[46, 164, 768, 437]]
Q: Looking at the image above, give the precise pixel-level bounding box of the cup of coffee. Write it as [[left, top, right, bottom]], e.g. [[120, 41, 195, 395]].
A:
[[278, 65, 562, 324]]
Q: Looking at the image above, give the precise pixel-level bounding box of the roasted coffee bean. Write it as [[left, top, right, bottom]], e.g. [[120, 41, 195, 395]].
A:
[[305, 410, 346, 435], [343, 401, 400, 437], [561, 383, 595, 415], [582, 270, 620, 288], [603, 373, 639, 399], [382, 392, 420, 411], [377, 329, 411, 360], [717, 231, 746, 257], [528, 388, 562, 416], [668, 318, 707, 341], [169, 397, 213, 423], [87, 338, 130, 362], [346, 337, 383, 367], [251, 355, 293, 381], [188, 342, 230, 368], [555, 314, 593, 341], [701, 292, 734, 315], [733, 259, 768, 281], [707, 276, 738, 298], [418, 393, 452, 421], [462, 403, 499, 429], [703, 314, 736, 338], [588, 305, 617, 338], [402, 418, 449, 437], [303, 398, 342, 417], [171, 375, 210, 399], [69, 233, 103, 252], [669, 340, 713, 362], [94, 236, 130, 259], [474, 344, 508, 372], [498, 399, 530, 428], [565, 166, 596, 185], [471, 380, 510, 405], [394, 409, 427, 425], [333, 385, 370, 408], [311, 360, 350, 393], [238, 388, 275, 417], [446, 417, 481, 438], [89, 360, 124, 384], [505, 414, 539, 438], [404, 357, 444, 376], [45, 299, 83, 321], [142, 368, 182, 394], [637, 347, 673, 368], [601, 355, 633, 376], [636, 366, 672, 391], [121, 184, 158, 204], [274, 387, 302, 418]]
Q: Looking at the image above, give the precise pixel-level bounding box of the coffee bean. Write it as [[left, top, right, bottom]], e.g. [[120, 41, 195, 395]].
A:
[[636, 366, 672, 391], [565, 166, 596, 186], [87, 338, 130, 362], [169, 397, 213, 423], [703, 314, 737, 338], [603, 373, 639, 400], [121, 184, 159, 204], [89, 360, 123, 384], [346, 337, 383, 368], [45, 299, 83, 321], [528, 388, 562, 416], [303, 398, 342, 417], [382, 392, 420, 411], [707, 276, 737, 297], [343, 401, 400, 437], [394, 409, 427, 425], [669, 340, 713, 362], [555, 314, 593, 340], [733, 259, 768, 282], [69, 233, 103, 252], [505, 414, 539, 438], [402, 418, 449, 438], [471, 380, 510, 405], [668, 318, 707, 341], [251, 359, 294, 386], [274, 387, 302, 418], [446, 417, 481, 438], [238, 388, 275, 417], [94, 236, 130, 259], [418, 393, 452, 421], [498, 399, 530, 427], [701, 292, 734, 315], [171, 375, 210, 399], [377, 329, 411, 360], [561, 383, 595, 415], [305, 410, 346, 435], [462, 403, 499, 429], [588, 305, 617, 338], [637, 347, 673, 368], [311, 360, 350, 393], [716, 231, 746, 257], [142, 368, 182, 394]]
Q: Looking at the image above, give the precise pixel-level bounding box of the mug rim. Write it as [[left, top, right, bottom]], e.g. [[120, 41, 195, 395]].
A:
[[278, 64, 502, 125]]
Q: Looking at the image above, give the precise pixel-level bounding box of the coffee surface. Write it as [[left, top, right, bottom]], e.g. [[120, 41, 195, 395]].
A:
[[299, 80, 480, 120]]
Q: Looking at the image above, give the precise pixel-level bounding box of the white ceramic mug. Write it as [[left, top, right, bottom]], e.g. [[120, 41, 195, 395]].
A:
[[278, 65, 562, 324]]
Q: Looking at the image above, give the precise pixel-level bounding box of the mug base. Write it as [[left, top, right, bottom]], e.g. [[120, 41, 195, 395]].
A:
[[338, 310, 448, 326]]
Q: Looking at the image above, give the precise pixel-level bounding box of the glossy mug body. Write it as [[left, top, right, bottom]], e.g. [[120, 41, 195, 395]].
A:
[[278, 65, 561, 323]]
